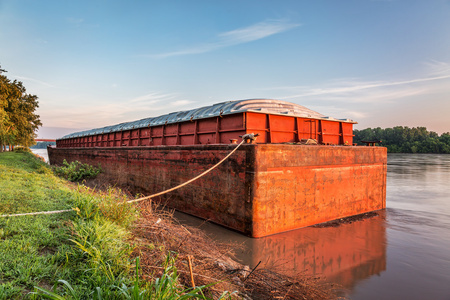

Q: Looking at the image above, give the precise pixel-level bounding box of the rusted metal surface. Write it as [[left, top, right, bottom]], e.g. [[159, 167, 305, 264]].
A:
[[251, 145, 387, 237], [56, 99, 356, 148], [49, 144, 253, 232], [48, 144, 386, 237]]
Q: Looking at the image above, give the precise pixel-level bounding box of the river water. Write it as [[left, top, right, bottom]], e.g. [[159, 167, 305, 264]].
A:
[[175, 153, 450, 299], [31, 148, 49, 162]]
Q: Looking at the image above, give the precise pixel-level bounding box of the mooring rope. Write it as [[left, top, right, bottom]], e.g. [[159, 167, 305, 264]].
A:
[[0, 209, 73, 218], [126, 138, 246, 204], [0, 138, 248, 218]]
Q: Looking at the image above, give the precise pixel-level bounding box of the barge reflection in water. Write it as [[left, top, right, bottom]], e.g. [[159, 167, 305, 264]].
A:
[[174, 210, 387, 290]]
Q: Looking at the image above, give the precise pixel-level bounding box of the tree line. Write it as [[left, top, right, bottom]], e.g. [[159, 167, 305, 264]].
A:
[[354, 126, 450, 153], [0, 66, 42, 151]]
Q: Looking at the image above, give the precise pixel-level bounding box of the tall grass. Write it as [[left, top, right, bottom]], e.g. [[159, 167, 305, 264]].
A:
[[1, 152, 230, 299], [0, 152, 137, 299]]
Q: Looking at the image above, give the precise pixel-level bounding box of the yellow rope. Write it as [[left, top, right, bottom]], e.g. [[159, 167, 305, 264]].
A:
[[126, 139, 246, 204], [0, 139, 247, 217], [0, 209, 73, 218]]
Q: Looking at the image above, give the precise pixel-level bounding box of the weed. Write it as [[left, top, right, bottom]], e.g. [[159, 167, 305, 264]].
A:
[[71, 186, 101, 220], [147, 254, 210, 299], [97, 187, 137, 228], [114, 257, 148, 300], [31, 256, 234, 300], [32, 279, 78, 300], [69, 217, 133, 282], [53, 159, 101, 182], [0, 282, 22, 299], [71, 185, 137, 227]]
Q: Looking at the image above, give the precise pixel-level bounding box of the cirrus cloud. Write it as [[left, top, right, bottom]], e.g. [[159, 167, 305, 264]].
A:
[[146, 19, 300, 59]]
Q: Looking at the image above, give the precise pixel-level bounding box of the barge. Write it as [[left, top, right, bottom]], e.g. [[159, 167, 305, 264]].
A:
[[49, 99, 386, 237]]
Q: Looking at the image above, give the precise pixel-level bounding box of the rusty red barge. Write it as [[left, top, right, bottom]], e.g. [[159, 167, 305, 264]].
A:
[[49, 99, 386, 238]]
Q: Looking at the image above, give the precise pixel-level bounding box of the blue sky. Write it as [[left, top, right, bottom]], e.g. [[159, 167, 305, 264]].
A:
[[1, 0, 450, 138]]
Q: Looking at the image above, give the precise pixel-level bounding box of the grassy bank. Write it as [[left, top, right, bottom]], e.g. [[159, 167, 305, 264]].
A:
[[0, 151, 335, 299], [0, 152, 214, 299], [0, 151, 74, 298], [0, 151, 139, 299]]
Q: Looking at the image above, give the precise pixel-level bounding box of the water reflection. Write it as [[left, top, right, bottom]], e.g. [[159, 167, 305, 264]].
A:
[[31, 148, 49, 162], [175, 211, 387, 290], [242, 213, 387, 289]]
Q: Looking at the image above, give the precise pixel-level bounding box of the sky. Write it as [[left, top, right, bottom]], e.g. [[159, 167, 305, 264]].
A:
[[1, 0, 450, 139]]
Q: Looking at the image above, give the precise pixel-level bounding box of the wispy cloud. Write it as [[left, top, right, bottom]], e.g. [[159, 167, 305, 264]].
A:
[[13, 75, 55, 88], [273, 62, 450, 104], [147, 19, 300, 59], [424, 59, 450, 76], [263, 60, 450, 120], [129, 92, 177, 103], [67, 17, 84, 26], [218, 19, 299, 44]]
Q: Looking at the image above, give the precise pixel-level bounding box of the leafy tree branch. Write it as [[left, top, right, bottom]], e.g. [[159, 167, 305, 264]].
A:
[[0, 65, 42, 151]]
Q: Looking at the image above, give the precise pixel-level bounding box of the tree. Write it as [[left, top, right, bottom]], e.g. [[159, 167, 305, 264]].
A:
[[0, 109, 16, 151], [0, 66, 42, 151], [354, 126, 450, 154]]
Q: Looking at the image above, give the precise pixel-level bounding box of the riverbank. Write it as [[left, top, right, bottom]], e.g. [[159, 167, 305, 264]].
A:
[[0, 151, 336, 299]]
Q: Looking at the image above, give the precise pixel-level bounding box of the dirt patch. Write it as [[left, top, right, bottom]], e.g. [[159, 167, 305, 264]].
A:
[[312, 212, 379, 228], [38, 246, 56, 256]]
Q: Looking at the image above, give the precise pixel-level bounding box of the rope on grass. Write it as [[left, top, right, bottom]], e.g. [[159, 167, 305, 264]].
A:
[[0, 209, 73, 218], [0, 137, 250, 218]]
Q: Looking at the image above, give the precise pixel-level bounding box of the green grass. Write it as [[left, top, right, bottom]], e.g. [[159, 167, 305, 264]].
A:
[[0, 152, 74, 299], [0, 152, 139, 299], [0, 152, 228, 300]]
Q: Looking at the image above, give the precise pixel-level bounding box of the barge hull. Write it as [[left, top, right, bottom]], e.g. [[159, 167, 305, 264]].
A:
[[48, 144, 386, 238]]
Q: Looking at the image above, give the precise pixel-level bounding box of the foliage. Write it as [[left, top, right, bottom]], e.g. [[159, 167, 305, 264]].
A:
[[145, 254, 227, 300], [0, 65, 41, 151], [53, 159, 102, 182], [31, 255, 232, 300], [96, 187, 138, 228], [354, 126, 450, 153], [113, 257, 148, 300], [13, 146, 31, 153]]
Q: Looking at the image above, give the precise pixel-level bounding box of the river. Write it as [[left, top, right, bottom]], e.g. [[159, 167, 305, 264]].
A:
[[175, 153, 450, 299], [31, 148, 49, 163]]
